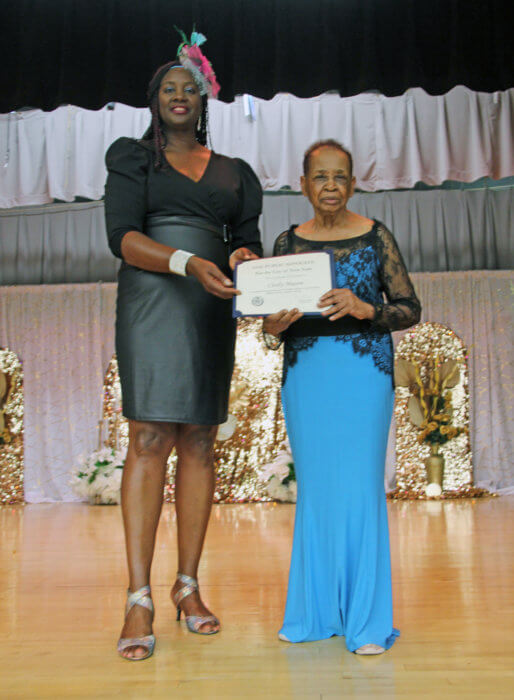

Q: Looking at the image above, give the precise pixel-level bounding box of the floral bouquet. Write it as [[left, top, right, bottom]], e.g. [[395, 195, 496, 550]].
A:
[[395, 356, 466, 446], [71, 447, 127, 505], [395, 355, 467, 496], [260, 441, 297, 503]]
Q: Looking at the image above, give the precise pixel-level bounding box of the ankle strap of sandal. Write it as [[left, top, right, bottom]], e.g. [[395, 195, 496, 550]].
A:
[[125, 584, 154, 616], [174, 572, 199, 606], [177, 572, 198, 587]]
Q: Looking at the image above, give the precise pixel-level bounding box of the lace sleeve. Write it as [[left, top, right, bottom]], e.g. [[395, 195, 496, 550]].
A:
[[273, 230, 291, 256], [373, 224, 421, 331]]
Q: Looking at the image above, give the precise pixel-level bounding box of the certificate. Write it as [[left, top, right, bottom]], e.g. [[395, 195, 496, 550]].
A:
[[233, 251, 335, 317]]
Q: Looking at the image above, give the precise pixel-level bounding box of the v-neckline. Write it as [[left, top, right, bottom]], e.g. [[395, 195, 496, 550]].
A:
[[164, 150, 214, 184]]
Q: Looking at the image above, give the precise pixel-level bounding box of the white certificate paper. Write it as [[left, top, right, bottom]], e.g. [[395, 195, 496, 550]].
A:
[[233, 251, 335, 317]]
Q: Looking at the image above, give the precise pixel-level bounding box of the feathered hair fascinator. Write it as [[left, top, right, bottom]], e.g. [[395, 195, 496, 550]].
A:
[[175, 27, 221, 99]]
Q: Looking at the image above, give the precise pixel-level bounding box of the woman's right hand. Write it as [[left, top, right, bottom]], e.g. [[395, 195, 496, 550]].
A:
[[263, 309, 303, 336], [186, 256, 240, 299]]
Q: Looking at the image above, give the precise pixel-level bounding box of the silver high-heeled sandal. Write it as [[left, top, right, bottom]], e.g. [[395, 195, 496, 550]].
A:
[[172, 573, 220, 635], [117, 584, 156, 660]]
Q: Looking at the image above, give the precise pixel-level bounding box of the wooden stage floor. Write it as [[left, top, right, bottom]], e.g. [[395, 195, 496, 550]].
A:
[[1, 498, 513, 699]]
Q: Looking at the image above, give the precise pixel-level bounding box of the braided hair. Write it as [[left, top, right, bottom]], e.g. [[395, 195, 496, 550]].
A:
[[142, 60, 209, 169]]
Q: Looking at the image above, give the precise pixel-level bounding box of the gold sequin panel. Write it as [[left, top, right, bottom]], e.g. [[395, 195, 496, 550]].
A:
[[392, 322, 479, 499], [0, 348, 24, 504]]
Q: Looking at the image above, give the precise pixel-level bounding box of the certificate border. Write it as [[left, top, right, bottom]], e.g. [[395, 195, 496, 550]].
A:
[[232, 250, 336, 318]]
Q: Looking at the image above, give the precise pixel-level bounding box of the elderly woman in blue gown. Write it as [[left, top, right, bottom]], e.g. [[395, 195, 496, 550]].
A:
[[263, 140, 420, 655]]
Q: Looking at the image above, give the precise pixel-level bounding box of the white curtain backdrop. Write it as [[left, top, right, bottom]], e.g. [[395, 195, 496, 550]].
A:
[[1, 86, 512, 207], [1, 186, 512, 285], [0, 272, 512, 502]]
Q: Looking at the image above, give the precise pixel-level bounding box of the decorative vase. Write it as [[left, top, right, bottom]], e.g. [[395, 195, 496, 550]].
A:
[[425, 443, 444, 487]]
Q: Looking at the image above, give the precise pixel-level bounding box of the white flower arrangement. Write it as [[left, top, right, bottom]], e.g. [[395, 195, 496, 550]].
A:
[[260, 442, 297, 503], [71, 447, 127, 505]]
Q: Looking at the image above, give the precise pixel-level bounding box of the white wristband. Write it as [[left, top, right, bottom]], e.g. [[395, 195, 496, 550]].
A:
[[168, 249, 194, 276]]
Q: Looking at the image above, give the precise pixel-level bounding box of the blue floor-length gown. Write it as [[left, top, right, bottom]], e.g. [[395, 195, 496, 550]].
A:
[[272, 221, 421, 651]]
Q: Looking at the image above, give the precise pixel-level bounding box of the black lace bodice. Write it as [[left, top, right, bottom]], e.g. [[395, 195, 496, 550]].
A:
[[272, 220, 421, 383]]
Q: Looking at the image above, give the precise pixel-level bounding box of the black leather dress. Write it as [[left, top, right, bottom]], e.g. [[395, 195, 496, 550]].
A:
[[104, 137, 263, 424]]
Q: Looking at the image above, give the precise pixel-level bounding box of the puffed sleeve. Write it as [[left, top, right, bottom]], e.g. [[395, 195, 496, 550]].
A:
[[230, 158, 263, 257], [373, 223, 422, 331], [104, 137, 149, 259]]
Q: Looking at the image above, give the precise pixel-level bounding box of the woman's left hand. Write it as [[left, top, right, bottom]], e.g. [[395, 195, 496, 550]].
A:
[[318, 288, 375, 321], [229, 247, 260, 271]]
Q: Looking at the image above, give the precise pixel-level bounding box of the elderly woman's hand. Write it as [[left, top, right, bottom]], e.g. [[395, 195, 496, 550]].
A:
[[318, 288, 375, 321], [263, 309, 304, 337], [229, 247, 260, 270]]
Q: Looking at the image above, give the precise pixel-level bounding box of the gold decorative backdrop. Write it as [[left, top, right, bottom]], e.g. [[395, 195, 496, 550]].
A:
[[0, 348, 24, 504], [392, 322, 487, 499], [102, 319, 286, 502]]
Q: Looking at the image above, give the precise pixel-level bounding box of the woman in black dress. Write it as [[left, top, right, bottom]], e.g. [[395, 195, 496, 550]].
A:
[[104, 44, 262, 660]]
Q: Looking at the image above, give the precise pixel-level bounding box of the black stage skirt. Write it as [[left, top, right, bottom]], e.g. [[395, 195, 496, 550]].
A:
[[115, 215, 236, 424]]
